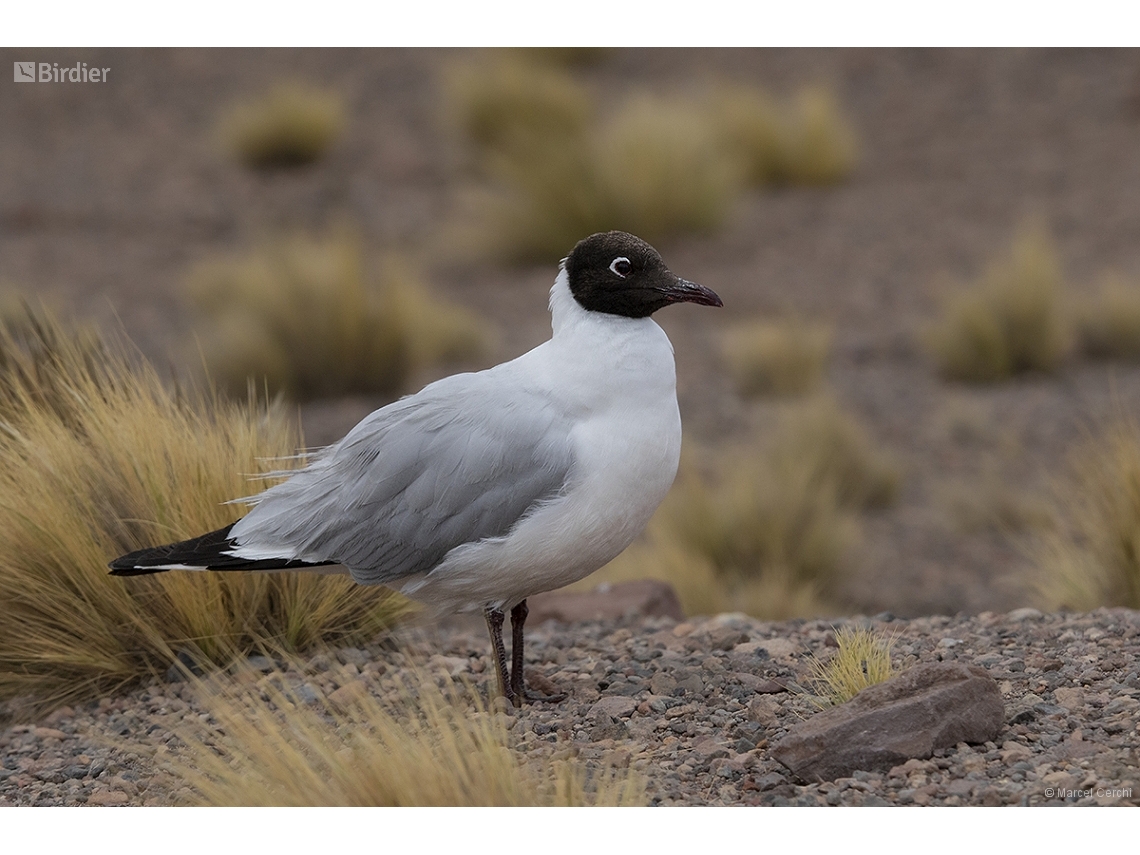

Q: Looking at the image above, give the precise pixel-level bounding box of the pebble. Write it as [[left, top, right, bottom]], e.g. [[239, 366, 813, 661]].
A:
[[2, 608, 1138, 806]]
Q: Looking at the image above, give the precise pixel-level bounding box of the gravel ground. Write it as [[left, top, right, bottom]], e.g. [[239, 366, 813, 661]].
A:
[[3, 608, 1137, 807]]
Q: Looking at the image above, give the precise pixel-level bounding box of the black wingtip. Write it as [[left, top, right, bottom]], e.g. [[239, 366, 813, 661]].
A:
[[108, 563, 170, 577], [108, 521, 338, 576]]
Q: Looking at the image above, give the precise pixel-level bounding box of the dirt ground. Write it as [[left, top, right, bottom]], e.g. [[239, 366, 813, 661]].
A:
[[4, 47, 1140, 617]]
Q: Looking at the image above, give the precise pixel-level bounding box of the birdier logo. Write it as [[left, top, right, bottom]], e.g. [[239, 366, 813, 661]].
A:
[[13, 61, 109, 83]]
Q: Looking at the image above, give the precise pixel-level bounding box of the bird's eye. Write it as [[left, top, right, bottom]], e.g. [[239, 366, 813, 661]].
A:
[[610, 257, 632, 278]]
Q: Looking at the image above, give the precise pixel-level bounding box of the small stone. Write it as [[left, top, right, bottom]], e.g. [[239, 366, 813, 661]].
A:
[[88, 790, 131, 806], [1007, 608, 1043, 621], [708, 627, 750, 651], [588, 696, 637, 719], [245, 655, 276, 673], [649, 673, 677, 695], [32, 727, 69, 740], [771, 662, 1004, 782], [328, 680, 369, 709], [295, 683, 321, 704], [1054, 687, 1083, 711], [336, 648, 368, 667]]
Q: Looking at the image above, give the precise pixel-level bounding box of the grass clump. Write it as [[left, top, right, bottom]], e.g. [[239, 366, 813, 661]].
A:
[[473, 94, 737, 262], [590, 397, 898, 619], [1033, 419, 1140, 610], [709, 84, 858, 186], [1075, 275, 1140, 361], [168, 666, 643, 806], [444, 53, 592, 160], [808, 625, 894, 707], [0, 304, 407, 714], [447, 53, 858, 263], [927, 225, 1072, 383], [221, 83, 346, 170], [188, 232, 487, 401], [722, 317, 831, 398]]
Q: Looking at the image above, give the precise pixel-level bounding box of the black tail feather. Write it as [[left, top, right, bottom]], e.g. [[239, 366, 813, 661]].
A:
[[108, 522, 336, 576]]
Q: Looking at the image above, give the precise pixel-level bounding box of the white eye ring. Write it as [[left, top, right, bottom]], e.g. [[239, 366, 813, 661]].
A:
[[609, 256, 632, 278]]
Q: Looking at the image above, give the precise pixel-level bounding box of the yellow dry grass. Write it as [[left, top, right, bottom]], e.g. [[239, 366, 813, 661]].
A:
[[447, 56, 858, 263], [722, 318, 832, 398], [188, 231, 487, 401], [166, 665, 644, 806], [443, 53, 592, 162], [0, 305, 407, 714], [807, 625, 894, 707], [471, 94, 738, 262], [1033, 418, 1140, 610], [927, 224, 1072, 383], [589, 397, 897, 619], [709, 84, 858, 186], [1076, 274, 1140, 361], [220, 82, 346, 169]]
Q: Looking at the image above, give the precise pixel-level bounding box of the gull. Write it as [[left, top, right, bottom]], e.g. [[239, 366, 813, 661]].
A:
[[110, 230, 722, 707]]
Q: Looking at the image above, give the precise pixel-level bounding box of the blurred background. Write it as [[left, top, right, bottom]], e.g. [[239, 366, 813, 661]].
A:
[[5, 46, 1140, 621]]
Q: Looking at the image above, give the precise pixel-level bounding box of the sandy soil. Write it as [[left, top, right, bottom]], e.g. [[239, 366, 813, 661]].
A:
[[4, 47, 1140, 616]]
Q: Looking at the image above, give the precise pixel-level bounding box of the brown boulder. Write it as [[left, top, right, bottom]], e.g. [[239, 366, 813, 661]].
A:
[[771, 661, 1005, 782], [527, 579, 684, 623]]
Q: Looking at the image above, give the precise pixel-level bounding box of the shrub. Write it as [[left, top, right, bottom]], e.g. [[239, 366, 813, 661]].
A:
[[220, 83, 346, 169], [1076, 274, 1140, 361], [592, 96, 738, 241], [807, 625, 894, 707], [447, 58, 858, 263], [770, 396, 900, 511], [709, 84, 858, 186], [474, 95, 738, 262], [722, 317, 831, 398], [927, 225, 1072, 383], [443, 53, 592, 162], [0, 305, 407, 715], [167, 664, 643, 806], [1033, 419, 1140, 610], [188, 232, 487, 401]]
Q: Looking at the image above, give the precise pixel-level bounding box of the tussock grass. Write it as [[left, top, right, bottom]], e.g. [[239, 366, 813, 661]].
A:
[[1033, 419, 1140, 610], [167, 666, 643, 806], [771, 396, 900, 511], [709, 84, 858, 186], [188, 232, 487, 401], [723, 317, 831, 397], [936, 471, 1050, 535], [591, 398, 897, 619], [0, 305, 407, 714], [447, 55, 858, 262], [808, 625, 894, 707], [444, 53, 592, 161], [927, 225, 1072, 383], [473, 95, 737, 261], [593, 95, 738, 242], [220, 83, 345, 169], [1076, 275, 1140, 361]]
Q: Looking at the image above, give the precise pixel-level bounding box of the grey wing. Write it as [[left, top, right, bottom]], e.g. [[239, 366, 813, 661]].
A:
[[228, 376, 575, 585]]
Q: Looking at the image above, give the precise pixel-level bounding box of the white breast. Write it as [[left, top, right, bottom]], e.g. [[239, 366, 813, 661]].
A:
[[398, 270, 682, 614]]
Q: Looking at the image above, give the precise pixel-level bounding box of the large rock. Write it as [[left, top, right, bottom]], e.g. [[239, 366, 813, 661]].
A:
[[527, 580, 684, 623], [771, 661, 1004, 782]]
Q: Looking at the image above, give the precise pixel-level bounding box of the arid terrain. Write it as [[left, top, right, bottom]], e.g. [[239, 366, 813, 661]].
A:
[[5, 49, 1140, 618], [3, 47, 1140, 809]]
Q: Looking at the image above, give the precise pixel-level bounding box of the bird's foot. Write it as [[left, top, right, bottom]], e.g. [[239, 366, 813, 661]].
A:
[[505, 687, 568, 708], [508, 669, 567, 707]]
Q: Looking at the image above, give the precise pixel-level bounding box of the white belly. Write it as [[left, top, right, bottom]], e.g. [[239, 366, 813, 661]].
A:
[[399, 399, 682, 614]]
